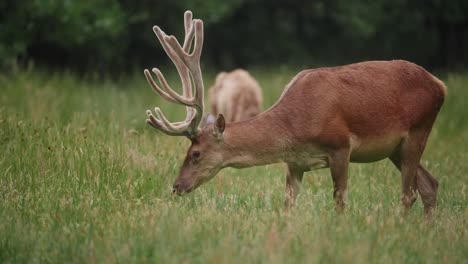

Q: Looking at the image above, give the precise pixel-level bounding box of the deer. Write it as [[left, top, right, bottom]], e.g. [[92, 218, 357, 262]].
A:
[[208, 69, 263, 122], [144, 11, 445, 216]]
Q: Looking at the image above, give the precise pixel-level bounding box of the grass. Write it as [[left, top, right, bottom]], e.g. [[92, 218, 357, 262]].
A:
[[0, 66, 467, 263]]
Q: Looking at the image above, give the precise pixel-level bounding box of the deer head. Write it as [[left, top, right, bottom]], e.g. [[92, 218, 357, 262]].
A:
[[145, 11, 226, 194]]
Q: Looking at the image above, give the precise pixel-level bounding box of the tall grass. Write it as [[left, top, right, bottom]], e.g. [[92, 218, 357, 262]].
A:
[[0, 67, 467, 263]]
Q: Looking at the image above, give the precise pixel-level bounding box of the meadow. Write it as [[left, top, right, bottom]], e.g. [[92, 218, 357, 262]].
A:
[[0, 66, 467, 263]]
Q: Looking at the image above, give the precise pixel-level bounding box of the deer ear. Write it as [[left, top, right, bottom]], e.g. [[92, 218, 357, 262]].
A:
[[213, 114, 225, 138]]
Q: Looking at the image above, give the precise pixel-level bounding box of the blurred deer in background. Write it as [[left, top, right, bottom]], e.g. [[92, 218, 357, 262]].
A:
[[208, 69, 263, 122], [144, 11, 445, 216]]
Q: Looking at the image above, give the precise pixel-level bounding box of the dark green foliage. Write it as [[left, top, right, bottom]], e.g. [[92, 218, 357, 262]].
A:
[[1, 0, 467, 72]]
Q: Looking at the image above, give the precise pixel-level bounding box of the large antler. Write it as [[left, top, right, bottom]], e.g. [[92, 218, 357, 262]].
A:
[[144, 11, 205, 138]]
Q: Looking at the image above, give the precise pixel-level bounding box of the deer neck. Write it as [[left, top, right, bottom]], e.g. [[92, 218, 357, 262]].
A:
[[221, 111, 289, 168]]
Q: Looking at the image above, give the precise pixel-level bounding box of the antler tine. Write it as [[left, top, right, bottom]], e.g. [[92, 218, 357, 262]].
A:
[[183, 11, 195, 53], [153, 107, 192, 132], [147, 111, 188, 130], [192, 20, 204, 59], [182, 11, 195, 121], [147, 108, 190, 130], [151, 68, 195, 106], [144, 69, 178, 104], [146, 110, 189, 137]]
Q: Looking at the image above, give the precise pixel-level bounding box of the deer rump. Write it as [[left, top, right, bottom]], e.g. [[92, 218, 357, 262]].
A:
[[209, 69, 263, 123]]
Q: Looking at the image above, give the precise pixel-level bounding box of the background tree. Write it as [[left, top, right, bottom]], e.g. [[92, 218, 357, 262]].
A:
[[1, 0, 467, 73]]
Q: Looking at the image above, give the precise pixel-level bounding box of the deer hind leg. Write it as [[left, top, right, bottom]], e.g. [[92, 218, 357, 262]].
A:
[[390, 160, 439, 216], [284, 165, 304, 210], [329, 148, 351, 212], [416, 165, 439, 216], [390, 157, 439, 215], [390, 129, 434, 212]]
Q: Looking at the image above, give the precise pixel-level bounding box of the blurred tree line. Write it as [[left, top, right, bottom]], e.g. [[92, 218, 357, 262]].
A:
[[1, 0, 467, 74]]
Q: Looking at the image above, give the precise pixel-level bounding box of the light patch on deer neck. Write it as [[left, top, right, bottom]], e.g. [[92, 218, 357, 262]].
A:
[[224, 152, 276, 168], [222, 135, 287, 168]]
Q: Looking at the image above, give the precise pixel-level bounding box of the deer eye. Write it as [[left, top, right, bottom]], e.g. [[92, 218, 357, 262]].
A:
[[192, 151, 201, 159]]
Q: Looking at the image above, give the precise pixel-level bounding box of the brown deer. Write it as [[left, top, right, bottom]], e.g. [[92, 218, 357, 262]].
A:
[[208, 69, 263, 122], [144, 11, 445, 215]]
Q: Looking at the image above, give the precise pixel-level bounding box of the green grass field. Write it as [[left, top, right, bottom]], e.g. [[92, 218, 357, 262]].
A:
[[0, 67, 467, 263]]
